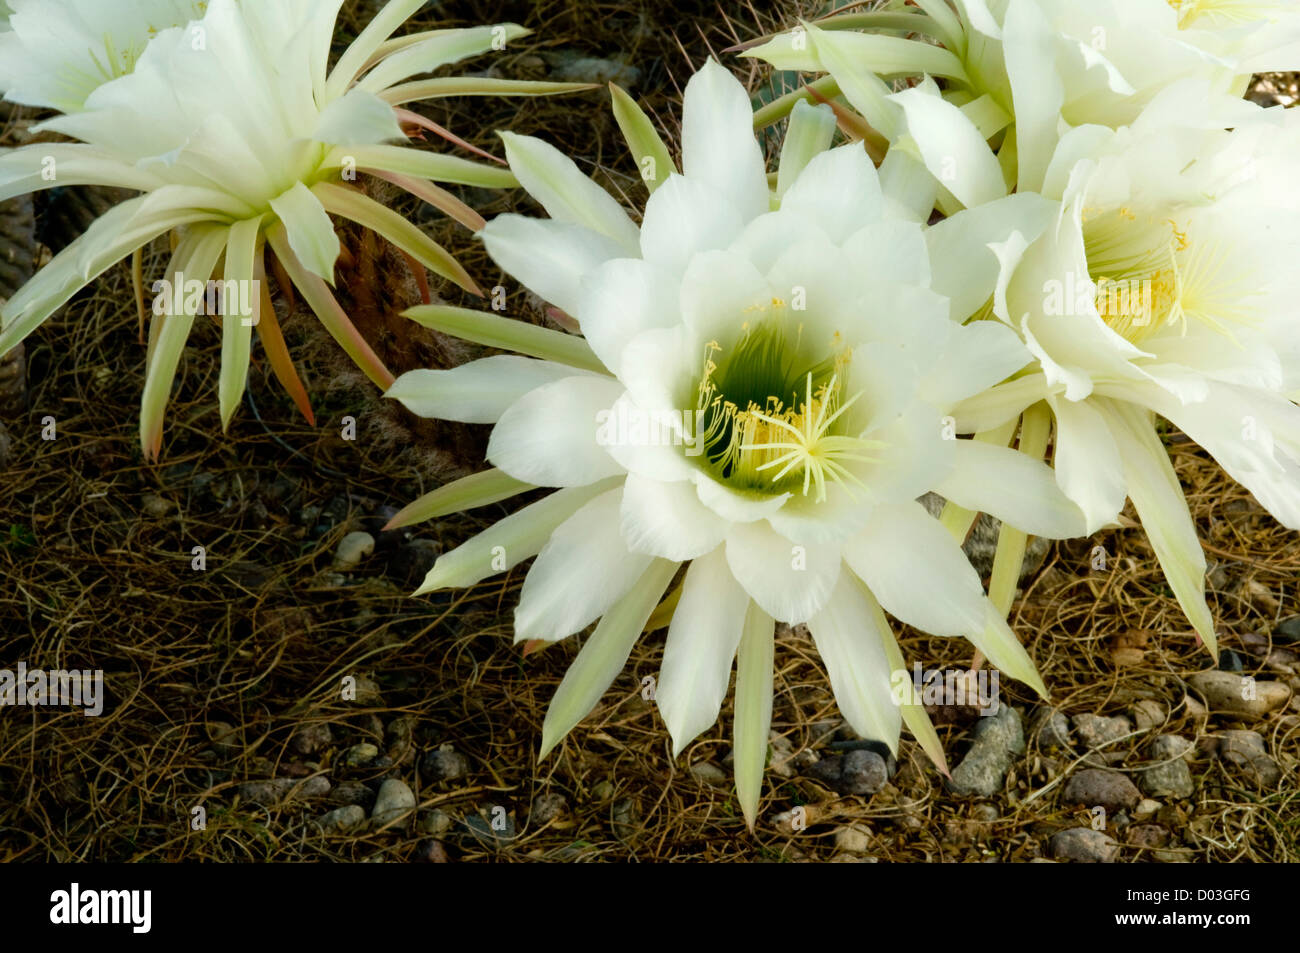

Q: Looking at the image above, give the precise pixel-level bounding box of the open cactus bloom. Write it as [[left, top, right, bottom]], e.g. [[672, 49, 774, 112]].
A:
[[0, 0, 210, 112], [938, 94, 1300, 661], [741, 0, 1300, 654], [0, 0, 593, 457], [385, 59, 1091, 827], [743, 0, 1300, 209]]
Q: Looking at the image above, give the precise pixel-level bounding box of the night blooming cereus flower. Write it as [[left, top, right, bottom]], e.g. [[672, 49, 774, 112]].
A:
[[0, 0, 209, 112], [385, 60, 1087, 826], [941, 93, 1300, 658], [747, 0, 1300, 652], [0, 0, 589, 456], [744, 0, 1300, 208]]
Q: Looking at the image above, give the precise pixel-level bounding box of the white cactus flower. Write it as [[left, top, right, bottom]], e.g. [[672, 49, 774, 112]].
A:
[[0, 0, 209, 112], [938, 91, 1300, 657], [744, 0, 1300, 204], [387, 60, 1086, 827], [0, 0, 590, 456]]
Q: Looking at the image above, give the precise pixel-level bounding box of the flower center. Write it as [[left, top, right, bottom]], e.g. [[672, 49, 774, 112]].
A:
[[1083, 206, 1260, 346], [1166, 0, 1281, 28], [693, 321, 882, 502]]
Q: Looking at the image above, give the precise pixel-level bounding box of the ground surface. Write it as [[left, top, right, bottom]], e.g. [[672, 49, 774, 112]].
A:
[[0, 3, 1295, 862]]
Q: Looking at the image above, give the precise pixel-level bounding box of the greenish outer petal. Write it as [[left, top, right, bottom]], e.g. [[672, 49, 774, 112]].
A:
[[384, 468, 534, 531], [414, 477, 622, 595], [139, 223, 229, 456], [776, 100, 836, 199], [268, 181, 340, 284], [733, 600, 775, 831], [402, 304, 607, 373], [609, 82, 677, 193], [539, 558, 680, 759], [1101, 398, 1218, 658], [217, 215, 263, 429]]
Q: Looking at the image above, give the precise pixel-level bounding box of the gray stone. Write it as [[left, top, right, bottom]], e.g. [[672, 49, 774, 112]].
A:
[[1050, 827, 1120, 863], [420, 746, 468, 782], [238, 776, 330, 805], [415, 839, 449, 863], [1139, 735, 1195, 798], [1032, 709, 1072, 750], [1063, 769, 1142, 813], [1130, 700, 1166, 732], [834, 826, 872, 853], [1186, 671, 1292, 717], [1215, 730, 1283, 785], [370, 779, 416, 826], [418, 809, 454, 835], [327, 780, 374, 809], [948, 706, 1024, 797], [342, 743, 380, 769], [464, 806, 516, 846], [1073, 713, 1133, 748], [546, 51, 641, 88], [689, 762, 729, 787], [1274, 616, 1300, 645], [290, 723, 333, 756], [141, 493, 175, 518], [318, 805, 366, 832], [807, 749, 889, 796], [530, 793, 566, 826]]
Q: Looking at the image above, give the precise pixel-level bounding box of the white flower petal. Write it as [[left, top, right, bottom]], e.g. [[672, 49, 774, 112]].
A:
[[1099, 399, 1216, 655], [889, 85, 1008, 209], [488, 375, 628, 487], [576, 257, 678, 376], [639, 174, 745, 277], [807, 572, 902, 748], [778, 143, 883, 242], [414, 478, 622, 594], [480, 214, 626, 316], [387, 357, 599, 424], [539, 558, 680, 758], [933, 438, 1087, 538], [1050, 394, 1128, 534], [499, 131, 640, 252], [620, 473, 729, 560], [843, 500, 986, 637], [725, 520, 840, 623], [515, 488, 654, 642], [681, 59, 770, 223], [656, 547, 749, 755]]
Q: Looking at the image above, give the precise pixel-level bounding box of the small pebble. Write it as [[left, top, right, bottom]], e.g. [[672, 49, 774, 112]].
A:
[[419, 746, 468, 782], [370, 779, 416, 826], [1051, 828, 1119, 863], [833, 826, 872, 854], [333, 531, 375, 569], [418, 809, 454, 835], [318, 805, 365, 832], [948, 706, 1024, 797], [1139, 734, 1195, 799], [530, 793, 566, 826], [689, 762, 729, 788], [290, 723, 334, 756], [1186, 671, 1291, 717], [343, 743, 380, 769], [1063, 769, 1141, 813], [1072, 713, 1133, 748]]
